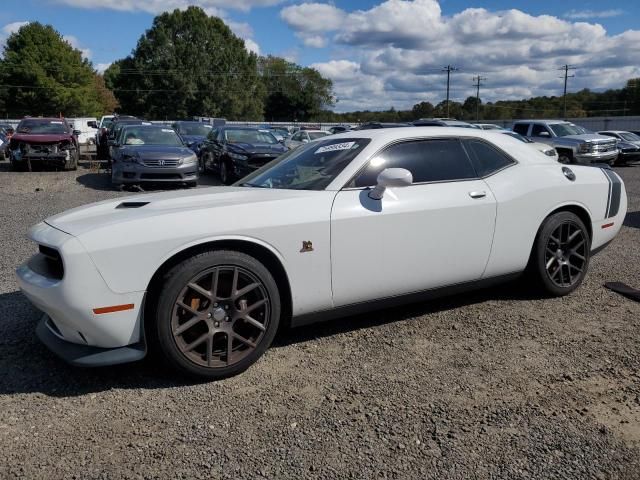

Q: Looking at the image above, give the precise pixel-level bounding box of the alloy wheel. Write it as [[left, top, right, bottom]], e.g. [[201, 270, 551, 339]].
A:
[[171, 266, 270, 368], [544, 221, 587, 288]]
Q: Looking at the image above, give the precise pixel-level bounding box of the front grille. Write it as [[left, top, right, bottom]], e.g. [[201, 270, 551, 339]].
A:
[[27, 144, 58, 154], [143, 159, 180, 167], [28, 245, 64, 280], [140, 173, 181, 179], [592, 142, 617, 152], [248, 155, 276, 168]]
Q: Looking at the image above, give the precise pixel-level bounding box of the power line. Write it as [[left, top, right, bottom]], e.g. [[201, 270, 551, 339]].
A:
[[559, 64, 576, 119], [472, 75, 486, 121], [442, 65, 459, 118]]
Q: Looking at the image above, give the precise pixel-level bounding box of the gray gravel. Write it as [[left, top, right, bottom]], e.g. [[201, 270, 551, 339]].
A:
[[0, 160, 639, 479]]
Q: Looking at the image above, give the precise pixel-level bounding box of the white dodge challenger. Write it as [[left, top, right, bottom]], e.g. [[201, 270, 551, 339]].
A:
[[17, 128, 627, 379]]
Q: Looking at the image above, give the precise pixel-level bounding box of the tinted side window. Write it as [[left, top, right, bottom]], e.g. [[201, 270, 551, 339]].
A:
[[464, 140, 515, 177], [531, 124, 550, 137], [207, 128, 217, 140], [513, 123, 529, 135], [353, 139, 476, 188]]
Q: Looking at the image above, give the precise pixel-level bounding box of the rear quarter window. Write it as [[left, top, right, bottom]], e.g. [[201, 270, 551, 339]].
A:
[[513, 123, 529, 136]]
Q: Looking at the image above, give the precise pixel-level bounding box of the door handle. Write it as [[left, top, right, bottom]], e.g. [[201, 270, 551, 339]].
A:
[[469, 191, 486, 199]]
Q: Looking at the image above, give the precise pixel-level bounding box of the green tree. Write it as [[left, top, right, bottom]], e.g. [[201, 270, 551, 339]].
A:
[[0, 22, 104, 117], [411, 101, 434, 120], [107, 6, 264, 120], [260, 55, 334, 121]]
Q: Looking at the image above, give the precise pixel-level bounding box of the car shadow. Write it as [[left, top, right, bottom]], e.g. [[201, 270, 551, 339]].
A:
[[76, 170, 222, 192], [623, 210, 640, 229], [0, 279, 541, 397]]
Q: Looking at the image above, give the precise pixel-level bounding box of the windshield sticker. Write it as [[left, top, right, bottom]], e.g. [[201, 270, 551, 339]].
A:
[[314, 141, 356, 154], [161, 129, 174, 133], [50, 121, 63, 124]]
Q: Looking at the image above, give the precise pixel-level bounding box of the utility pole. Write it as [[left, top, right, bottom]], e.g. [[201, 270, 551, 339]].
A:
[[442, 65, 459, 118], [559, 64, 576, 119], [472, 75, 486, 121]]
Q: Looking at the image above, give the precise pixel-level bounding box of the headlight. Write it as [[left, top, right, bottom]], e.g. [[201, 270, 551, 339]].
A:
[[182, 154, 198, 164], [578, 143, 590, 153], [122, 152, 140, 163], [228, 152, 248, 161], [544, 148, 557, 156]]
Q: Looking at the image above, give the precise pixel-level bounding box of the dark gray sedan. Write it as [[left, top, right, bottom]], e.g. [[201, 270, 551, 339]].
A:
[[111, 125, 199, 188]]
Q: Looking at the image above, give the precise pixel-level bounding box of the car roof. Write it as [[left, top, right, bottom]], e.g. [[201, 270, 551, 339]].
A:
[[20, 117, 67, 122], [513, 119, 570, 125], [599, 130, 632, 134], [299, 129, 326, 133]]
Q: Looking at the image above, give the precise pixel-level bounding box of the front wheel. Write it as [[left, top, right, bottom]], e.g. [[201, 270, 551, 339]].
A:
[[152, 250, 281, 379], [557, 150, 573, 164], [531, 211, 590, 296], [220, 159, 234, 185]]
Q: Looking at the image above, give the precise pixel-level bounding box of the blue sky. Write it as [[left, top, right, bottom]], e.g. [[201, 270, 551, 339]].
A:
[[2, 1, 640, 111]]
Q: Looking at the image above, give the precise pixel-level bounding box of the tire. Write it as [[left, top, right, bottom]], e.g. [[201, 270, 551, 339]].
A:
[[557, 150, 572, 164], [220, 159, 234, 185], [531, 211, 590, 296], [111, 168, 122, 189], [65, 149, 78, 171], [151, 250, 281, 379], [198, 154, 207, 175]]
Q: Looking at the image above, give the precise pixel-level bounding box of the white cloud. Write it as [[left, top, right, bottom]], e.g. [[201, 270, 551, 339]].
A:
[[283, 1, 640, 112], [64, 34, 92, 59], [564, 9, 624, 20], [244, 38, 260, 55], [53, 0, 284, 14], [297, 33, 327, 48], [2, 21, 29, 36], [95, 62, 112, 73]]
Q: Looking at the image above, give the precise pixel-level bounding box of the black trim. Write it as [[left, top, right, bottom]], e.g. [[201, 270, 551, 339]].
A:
[[601, 168, 621, 218], [36, 315, 146, 367], [116, 201, 150, 209], [591, 239, 613, 257], [291, 272, 521, 328]]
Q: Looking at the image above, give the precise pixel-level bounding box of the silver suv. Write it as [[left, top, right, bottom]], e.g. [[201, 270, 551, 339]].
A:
[[512, 120, 618, 165]]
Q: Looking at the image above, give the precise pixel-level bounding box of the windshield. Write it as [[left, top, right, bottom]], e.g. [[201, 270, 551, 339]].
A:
[[308, 131, 329, 140], [619, 132, 640, 142], [179, 123, 212, 136], [238, 138, 371, 191], [122, 127, 183, 146], [549, 123, 588, 137], [503, 131, 532, 143], [225, 129, 278, 145], [17, 119, 67, 134]]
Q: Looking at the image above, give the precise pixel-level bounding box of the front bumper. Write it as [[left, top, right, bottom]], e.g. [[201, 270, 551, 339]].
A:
[[574, 150, 618, 165], [37, 315, 145, 367], [617, 150, 640, 164], [16, 222, 146, 366], [112, 161, 198, 184]]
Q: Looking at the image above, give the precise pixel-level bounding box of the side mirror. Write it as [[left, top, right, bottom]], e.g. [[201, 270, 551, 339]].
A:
[[73, 129, 82, 136], [537, 131, 550, 138], [87, 121, 98, 128], [369, 168, 413, 200], [302, 138, 309, 143]]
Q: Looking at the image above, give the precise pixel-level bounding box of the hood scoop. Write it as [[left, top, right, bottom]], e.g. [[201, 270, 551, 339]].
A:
[[116, 201, 150, 209]]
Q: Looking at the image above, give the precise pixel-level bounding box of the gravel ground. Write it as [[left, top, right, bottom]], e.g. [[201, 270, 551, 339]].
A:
[[0, 161, 639, 479]]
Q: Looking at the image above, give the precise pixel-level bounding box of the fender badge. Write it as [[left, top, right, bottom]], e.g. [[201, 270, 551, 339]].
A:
[[300, 241, 314, 253]]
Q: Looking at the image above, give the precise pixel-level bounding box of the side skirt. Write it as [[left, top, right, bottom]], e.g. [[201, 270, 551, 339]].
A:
[[291, 272, 522, 328]]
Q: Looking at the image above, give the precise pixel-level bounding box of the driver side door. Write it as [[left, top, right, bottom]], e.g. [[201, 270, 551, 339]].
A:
[[330, 138, 497, 307]]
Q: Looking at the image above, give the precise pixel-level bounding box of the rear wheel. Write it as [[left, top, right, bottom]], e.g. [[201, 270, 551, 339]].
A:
[[152, 250, 281, 379], [531, 211, 590, 296]]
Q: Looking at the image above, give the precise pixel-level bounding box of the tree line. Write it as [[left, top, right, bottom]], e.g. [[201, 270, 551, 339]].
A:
[[1, 7, 639, 122]]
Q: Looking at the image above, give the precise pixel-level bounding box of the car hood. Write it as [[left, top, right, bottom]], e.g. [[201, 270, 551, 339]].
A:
[[46, 187, 323, 237], [229, 142, 287, 155], [121, 145, 194, 159], [11, 133, 73, 143], [562, 134, 616, 143], [618, 140, 640, 149]]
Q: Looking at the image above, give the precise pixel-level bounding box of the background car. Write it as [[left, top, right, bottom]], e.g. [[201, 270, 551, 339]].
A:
[[354, 122, 412, 130], [9, 117, 80, 171], [412, 118, 481, 128], [110, 124, 198, 188], [598, 130, 640, 165], [328, 125, 353, 134], [17, 127, 627, 380], [475, 123, 504, 130], [172, 121, 213, 159], [501, 130, 558, 160], [284, 129, 330, 150], [199, 126, 287, 184], [107, 118, 151, 160]]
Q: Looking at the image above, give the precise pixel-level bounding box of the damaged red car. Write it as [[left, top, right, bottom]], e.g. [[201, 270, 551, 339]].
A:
[[9, 118, 81, 171]]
